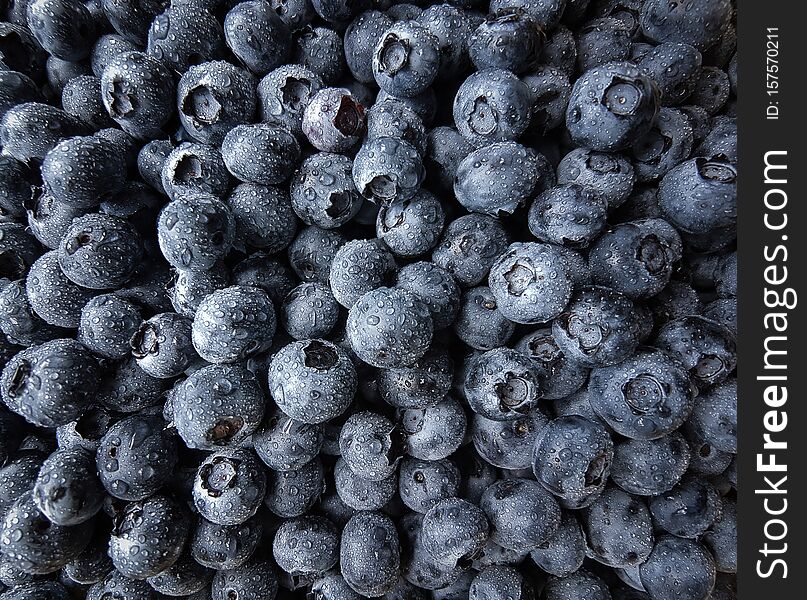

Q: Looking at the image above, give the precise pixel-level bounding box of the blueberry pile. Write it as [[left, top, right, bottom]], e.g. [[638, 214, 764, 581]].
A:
[[0, 0, 738, 598]]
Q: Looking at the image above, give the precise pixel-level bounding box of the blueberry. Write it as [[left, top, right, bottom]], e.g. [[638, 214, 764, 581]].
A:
[[2, 581, 73, 599], [268, 339, 356, 424], [192, 447, 267, 526], [257, 64, 323, 139], [90, 33, 138, 77], [309, 571, 364, 600], [468, 9, 541, 75], [655, 316, 736, 389], [264, 456, 325, 517], [280, 282, 340, 341], [63, 525, 113, 586], [339, 411, 403, 481], [649, 475, 722, 539], [688, 377, 736, 453], [453, 68, 532, 146], [160, 142, 231, 201], [100, 51, 175, 140], [190, 514, 263, 571], [290, 152, 362, 228], [471, 539, 530, 572], [469, 565, 535, 600], [472, 407, 549, 470], [1, 102, 87, 163], [97, 413, 178, 501], [288, 225, 346, 283], [529, 511, 586, 577], [224, 0, 291, 75], [454, 142, 542, 217], [566, 61, 659, 152], [556, 147, 635, 208], [377, 86, 438, 127], [157, 193, 235, 273], [2, 338, 99, 427], [271, 0, 316, 30], [0, 449, 46, 515], [146, 549, 213, 596], [352, 136, 425, 206], [631, 108, 695, 183], [639, 535, 716, 600], [25, 0, 96, 61], [703, 497, 736, 573], [135, 140, 173, 195], [487, 242, 572, 324], [522, 66, 572, 136], [399, 456, 460, 513], [638, 42, 702, 106], [454, 286, 514, 350], [61, 76, 114, 130], [543, 570, 612, 600], [577, 17, 632, 72], [168, 264, 229, 319], [424, 126, 474, 193], [273, 515, 339, 578], [417, 4, 473, 79], [253, 408, 322, 471], [344, 10, 393, 83], [527, 184, 607, 249], [399, 395, 467, 461], [489, 0, 565, 30], [377, 346, 452, 410], [1, 492, 90, 575], [340, 511, 400, 596], [222, 123, 300, 186], [177, 61, 257, 146], [432, 214, 510, 288], [0, 22, 48, 81], [0, 156, 33, 220], [480, 477, 561, 551], [292, 25, 345, 85], [386, 3, 423, 20], [403, 534, 464, 591], [310, 0, 369, 23], [647, 280, 703, 327], [367, 98, 427, 153], [211, 558, 279, 600], [0, 223, 41, 283], [612, 431, 691, 496], [514, 328, 589, 400], [147, 4, 225, 71], [302, 87, 366, 153], [334, 455, 396, 511], [129, 311, 196, 379], [232, 252, 298, 304], [373, 20, 439, 98], [32, 447, 102, 528], [420, 496, 489, 569], [541, 24, 577, 76], [173, 363, 265, 450], [346, 286, 433, 368], [588, 347, 695, 439], [640, 0, 732, 51]]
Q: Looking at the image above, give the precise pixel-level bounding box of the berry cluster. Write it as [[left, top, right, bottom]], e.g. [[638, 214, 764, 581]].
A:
[[0, 0, 737, 599]]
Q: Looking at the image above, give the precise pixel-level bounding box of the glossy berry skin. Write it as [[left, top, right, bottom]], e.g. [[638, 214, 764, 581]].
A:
[[100, 52, 175, 140], [253, 408, 323, 472], [25, 0, 95, 61], [190, 514, 263, 571], [268, 339, 356, 424], [552, 286, 641, 368], [529, 511, 586, 577], [334, 456, 396, 511], [222, 123, 300, 185], [227, 184, 297, 253], [302, 87, 366, 153], [137, 139, 173, 194], [612, 431, 691, 496], [453, 69, 532, 146], [289, 226, 346, 283], [454, 142, 541, 217], [399, 395, 467, 461], [352, 136, 425, 206], [147, 550, 213, 596], [488, 242, 574, 325], [469, 565, 535, 600], [224, 0, 291, 75], [631, 107, 695, 183], [398, 457, 460, 513], [0, 223, 42, 283], [232, 253, 297, 304], [464, 347, 545, 421], [640, 0, 731, 51], [264, 456, 325, 518], [280, 282, 340, 341], [147, 5, 225, 72], [366, 97, 427, 155], [173, 364, 265, 450], [1, 339, 99, 428], [0, 493, 90, 575], [472, 408, 549, 470], [191, 285, 276, 364], [543, 570, 612, 600], [649, 476, 722, 539], [655, 316, 737, 389], [290, 152, 362, 229], [97, 357, 166, 415], [177, 61, 257, 146], [566, 61, 659, 151], [453, 286, 514, 350], [61, 75, 113, 130], [468, 8, 542, 74], [0, 102, 86, 163], [658, 156, 737, 235], [193, 447, 267, 526], [340, 511, 400, 597], [97, 414, 178, 501], [425, 126, 473, 193], [378, 346, 452, 410], [689, 377, 736, 453], [420, 496, 489, 568], [161, 142, 231, 202], [346, 286, 433, 369], [273, 515, 339, 578], [339, 411, 402, 482], [377, 191, 445, 258], [257, 64, 323, 139], [639, 535, 716, 600], [581, 485, 655, 568], [514, 328, 589, 400], [589, 347, 695, 440], [480, 478, 561, 552], [556, 148, 636, 208], [129, 312, 196, 379], [157, 193, 236, 273], [638, 42, 702, 106], [344, 10, 394, 83], [33, 447, 104, 526], [0, 156, 33, 219], [589, 219, 683, 299], [532, 415, 614, 509], [373, 20, 439, 98], [211, 558, 279, 600], [432, 215, 510, 288]]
